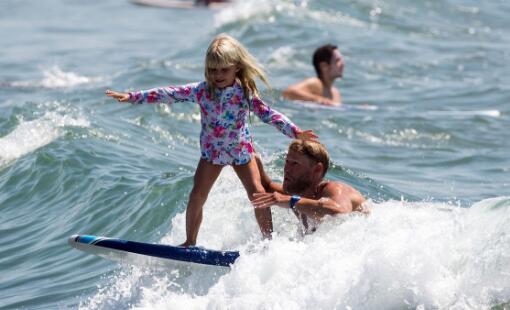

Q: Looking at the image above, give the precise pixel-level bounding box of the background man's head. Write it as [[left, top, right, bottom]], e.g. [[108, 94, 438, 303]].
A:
[[312, 44, 344, 81], [283, 140, 330, 194]]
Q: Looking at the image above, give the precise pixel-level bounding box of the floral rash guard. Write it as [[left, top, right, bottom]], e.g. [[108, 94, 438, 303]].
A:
[[128, 81, 300, 165]]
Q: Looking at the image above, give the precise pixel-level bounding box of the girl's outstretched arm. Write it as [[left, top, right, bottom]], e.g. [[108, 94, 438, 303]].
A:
[[251, 97, 318, 140], [106, 82, 202, 105], [105, 90, 130, 102]]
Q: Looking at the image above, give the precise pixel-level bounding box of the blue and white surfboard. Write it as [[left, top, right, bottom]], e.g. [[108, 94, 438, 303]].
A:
[[68, 234, 240, 268]]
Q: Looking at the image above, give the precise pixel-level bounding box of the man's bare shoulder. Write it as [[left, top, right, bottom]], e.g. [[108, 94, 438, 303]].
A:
[[321, 181, 364, 201], [283, 77, 324, 102], [319, 180, 366, 214], [321, 180, 349, 192], [286, 77, 322, 92], [300, 77, 323, 90]]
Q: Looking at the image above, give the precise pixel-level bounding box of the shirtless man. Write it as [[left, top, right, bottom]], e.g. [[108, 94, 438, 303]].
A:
[[282, 44, 344, 106], [252, 140, 367, 233]]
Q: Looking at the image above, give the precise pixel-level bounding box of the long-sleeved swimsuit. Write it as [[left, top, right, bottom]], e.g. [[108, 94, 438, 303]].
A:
[[128, 81, 300, 165]]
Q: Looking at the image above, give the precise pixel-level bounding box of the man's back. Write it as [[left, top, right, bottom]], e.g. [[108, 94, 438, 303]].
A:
[[283, 77, 341, 106]]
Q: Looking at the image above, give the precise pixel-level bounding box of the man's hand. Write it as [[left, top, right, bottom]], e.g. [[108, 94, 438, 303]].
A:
[[355, 202, 371, 215], [252, 192, 291, 209], [105, 89, 130, 102]]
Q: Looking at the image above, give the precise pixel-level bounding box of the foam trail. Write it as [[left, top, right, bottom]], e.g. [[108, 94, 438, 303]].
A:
[[10, 66, 104, 89], [213, 0, 365, 29], [0, 112, 89, 165], [426, 110, 501, 118], [213, 0, 274, 27]]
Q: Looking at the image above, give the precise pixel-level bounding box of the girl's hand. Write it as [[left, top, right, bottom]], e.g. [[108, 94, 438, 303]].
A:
[[296, 129, 319, 141], [252, 192, 290, 209], [105, 89, 130, 103]]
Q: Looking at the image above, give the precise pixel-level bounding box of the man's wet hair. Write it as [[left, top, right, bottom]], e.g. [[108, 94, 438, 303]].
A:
[[288, 140, 330, 177], [312, 44, 338, 80]]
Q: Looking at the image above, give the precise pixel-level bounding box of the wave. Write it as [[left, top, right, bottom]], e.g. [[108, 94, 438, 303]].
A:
[[7, 66, 105, 89], [320, 120, 452, 149], [0, 110, 89, 166], [78, 166, 510, 309], [214, 0, 366, 29]]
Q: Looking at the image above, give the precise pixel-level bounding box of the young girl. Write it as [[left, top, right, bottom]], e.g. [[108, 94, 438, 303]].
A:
[[106, 34, 317, 246]]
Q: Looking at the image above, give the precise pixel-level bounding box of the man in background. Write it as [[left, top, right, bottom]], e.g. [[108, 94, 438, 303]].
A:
[[283, 44, 344, 106]]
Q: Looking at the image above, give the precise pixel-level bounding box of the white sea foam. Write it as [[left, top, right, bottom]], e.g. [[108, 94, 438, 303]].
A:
[[213, 0, 274, 27], [322, 122, 451, 148], [80, 167, 510, 309], [0, 111, 89, 165], [214, 0, 365, 29], [426, 109, 501, 118], [266, 46, 309, 70], [10, 66, 104, 89]]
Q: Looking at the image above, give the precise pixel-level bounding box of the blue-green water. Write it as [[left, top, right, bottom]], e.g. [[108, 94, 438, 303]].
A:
[[1, 0, 509, 309]]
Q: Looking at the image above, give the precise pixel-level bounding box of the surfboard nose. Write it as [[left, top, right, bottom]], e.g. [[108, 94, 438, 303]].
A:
[[68, 234, 79, 246], [68, 234, 100, 246]]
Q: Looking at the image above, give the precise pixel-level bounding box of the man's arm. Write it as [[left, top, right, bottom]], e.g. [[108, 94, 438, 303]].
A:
[[290, 183, 356, 220], [252, 182, 366, 220], [251, 191, 342, 220], [317, 182, 365, 214], [291, 196, 345, 220]]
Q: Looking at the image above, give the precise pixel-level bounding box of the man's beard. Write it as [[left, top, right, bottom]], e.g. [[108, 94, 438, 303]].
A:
[[284, 176, 313, 194]]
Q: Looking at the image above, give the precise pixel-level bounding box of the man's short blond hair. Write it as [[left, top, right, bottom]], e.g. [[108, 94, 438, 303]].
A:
[[288, 140, 330, 177]]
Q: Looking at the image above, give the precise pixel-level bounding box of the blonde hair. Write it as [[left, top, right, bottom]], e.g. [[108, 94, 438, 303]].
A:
[[204, 34, 270, 99], [288, 140, 330, 177]]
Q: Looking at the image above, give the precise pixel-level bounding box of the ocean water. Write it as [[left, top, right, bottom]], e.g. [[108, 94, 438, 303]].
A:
[[1, 0, 509, 309]]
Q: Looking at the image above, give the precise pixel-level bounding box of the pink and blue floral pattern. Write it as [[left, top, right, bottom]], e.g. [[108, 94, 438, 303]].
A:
[[128, 81, 299, 165]]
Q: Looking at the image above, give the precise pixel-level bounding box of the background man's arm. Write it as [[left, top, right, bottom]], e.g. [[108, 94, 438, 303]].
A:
[[283, 79, 322, 101], [283, 78, 336, 105], [283, 79, 317, 101]]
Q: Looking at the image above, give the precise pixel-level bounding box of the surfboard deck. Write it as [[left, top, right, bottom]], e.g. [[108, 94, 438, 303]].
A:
[[68, 234, 240, 268]]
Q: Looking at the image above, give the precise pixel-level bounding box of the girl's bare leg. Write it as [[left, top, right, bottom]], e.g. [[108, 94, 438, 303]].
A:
[[233, 158, 273, 239], [181, 158, 223, 246]]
